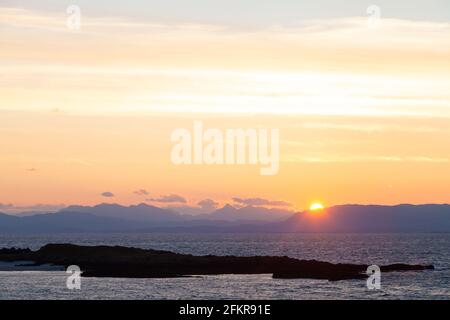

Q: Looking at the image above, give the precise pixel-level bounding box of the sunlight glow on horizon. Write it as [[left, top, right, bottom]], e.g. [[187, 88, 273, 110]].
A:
[[309, 203, 325, 211]]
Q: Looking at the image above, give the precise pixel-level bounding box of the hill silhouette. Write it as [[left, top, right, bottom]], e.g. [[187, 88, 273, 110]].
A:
[[1, 204, 450, 233], [0, 243, 434, 281]]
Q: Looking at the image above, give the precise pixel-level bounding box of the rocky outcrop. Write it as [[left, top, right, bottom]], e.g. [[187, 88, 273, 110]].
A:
[[0, 244, 434, 281], [0, 247, 32, 255]]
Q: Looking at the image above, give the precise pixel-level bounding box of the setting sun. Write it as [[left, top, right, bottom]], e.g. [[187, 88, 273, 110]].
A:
[[310, 203, 325, 211]]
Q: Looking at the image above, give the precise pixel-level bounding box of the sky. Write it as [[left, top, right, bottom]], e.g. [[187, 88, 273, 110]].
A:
[[1, 0, 449, 212]]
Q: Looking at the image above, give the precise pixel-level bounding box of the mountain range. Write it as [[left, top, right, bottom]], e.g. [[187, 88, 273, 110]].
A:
[[1, 203, 450, 233]]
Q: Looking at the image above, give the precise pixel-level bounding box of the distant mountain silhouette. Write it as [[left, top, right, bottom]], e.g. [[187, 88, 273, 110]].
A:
[[1, 204, 450, 233], [60, 203, 293, 223], [206, 204, 293, 222], [280, 204, 450, 232], [61, 203, 182, 222], [0, 211, 143, 233]]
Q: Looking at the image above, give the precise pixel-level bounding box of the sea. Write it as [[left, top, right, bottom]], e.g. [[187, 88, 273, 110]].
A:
[[0, 233, 449, 300]]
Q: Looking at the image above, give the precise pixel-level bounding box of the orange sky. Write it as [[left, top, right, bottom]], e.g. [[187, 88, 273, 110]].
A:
[[1, 7, 450, 211]]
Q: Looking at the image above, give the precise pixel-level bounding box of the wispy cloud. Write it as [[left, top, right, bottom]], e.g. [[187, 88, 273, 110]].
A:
[[0, 203, 66, 213], [197, 199, 219, 210], [0, 203, 14, 209], [133, 189, 149, 196], [101, 192, 115, 197], [298, 123, 444, 133], [148, 194, 187, 203], [283, 155, 450, 163], [232, 197, 292, 207], [1, 7, 450, 116]]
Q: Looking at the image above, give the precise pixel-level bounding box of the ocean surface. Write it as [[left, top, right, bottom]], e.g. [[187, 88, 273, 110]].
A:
[[0, 233, 449, 300]]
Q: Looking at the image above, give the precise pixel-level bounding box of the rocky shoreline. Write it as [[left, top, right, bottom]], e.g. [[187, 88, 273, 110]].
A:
[[0, 244, 434, 281]]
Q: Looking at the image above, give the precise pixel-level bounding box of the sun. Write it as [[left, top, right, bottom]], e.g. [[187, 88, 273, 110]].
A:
[[309, 202, 324, 211]]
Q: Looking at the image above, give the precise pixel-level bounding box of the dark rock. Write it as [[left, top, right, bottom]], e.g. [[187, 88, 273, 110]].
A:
[[0, 244, 434, 281], [0, 247, 32, 255]]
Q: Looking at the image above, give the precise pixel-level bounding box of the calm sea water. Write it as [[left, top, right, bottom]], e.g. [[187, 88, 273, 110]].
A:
[[0, 233, 449, 300]]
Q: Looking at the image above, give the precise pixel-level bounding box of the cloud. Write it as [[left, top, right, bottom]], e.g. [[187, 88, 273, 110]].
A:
[[133, 189, 149, 196], [232, 197, 292, 207], [15, 204, 66, 211], [283, 155, 450, 163], [148, 194, 187, 203], [299, 123, 443, 133], [163, 205, 201, 215], [101, 192, 115, 197], [163, 198, 219, 215], [197, 199, 219, 210], [2, 7, 449, 118], [26, 168, 37, 172], [0, 203, 14, 209], [0, 203, 66, 213]]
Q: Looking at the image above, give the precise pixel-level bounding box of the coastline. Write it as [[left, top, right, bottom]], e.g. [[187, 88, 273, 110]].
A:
[[0, 243, 434, 281]]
